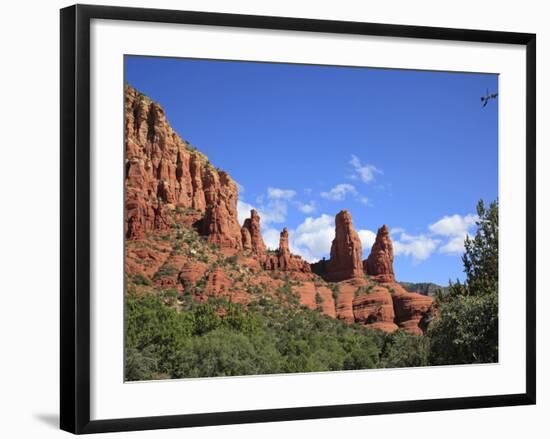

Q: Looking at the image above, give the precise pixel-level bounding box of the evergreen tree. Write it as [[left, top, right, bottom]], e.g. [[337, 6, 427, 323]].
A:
[[429, 199, 499, 365]]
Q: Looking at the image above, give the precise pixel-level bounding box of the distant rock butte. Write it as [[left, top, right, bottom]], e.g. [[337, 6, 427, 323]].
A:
[[124, 85, 434, 334]]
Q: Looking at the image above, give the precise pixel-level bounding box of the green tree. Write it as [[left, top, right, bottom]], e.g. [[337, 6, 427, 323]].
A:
[[429, 199, 499, 365], [379, 331, 430, 368]]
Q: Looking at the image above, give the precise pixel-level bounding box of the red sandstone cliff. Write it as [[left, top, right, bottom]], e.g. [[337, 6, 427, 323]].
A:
[[125, 85, 241, 251]]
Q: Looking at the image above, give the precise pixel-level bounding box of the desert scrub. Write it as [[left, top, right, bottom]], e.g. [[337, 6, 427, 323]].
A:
[[224, 255, 238, 266], [129, 273, 152, 286], [355, 284, 374, 298], [276, 282, 300, 306], [153, 264, 178, 280], [329, 283, 340, 302]]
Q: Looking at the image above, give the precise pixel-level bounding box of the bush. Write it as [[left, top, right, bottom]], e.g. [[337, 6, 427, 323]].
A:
[[379, 331, 430, 368], [129, 273, 152, 286], [428, 292, 498, 365], [153, 265, 178, 280]]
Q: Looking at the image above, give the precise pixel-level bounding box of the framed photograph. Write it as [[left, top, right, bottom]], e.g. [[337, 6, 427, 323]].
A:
[[60, 4, 536, 434]]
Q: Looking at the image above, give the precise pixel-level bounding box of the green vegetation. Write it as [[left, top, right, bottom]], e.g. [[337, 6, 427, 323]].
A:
[[175, 206, 201, 215], [125, 291, 432, 380], [315, 292, 323, 305], [428, 199, 499, 365], [153, 264, 178, 280], [354, 284, 374, 298], [379, 330, 430, 368], [329, 283, 340, 302], [129, 273, 152, 286]]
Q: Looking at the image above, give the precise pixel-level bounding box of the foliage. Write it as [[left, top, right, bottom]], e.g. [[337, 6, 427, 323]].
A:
[[460, 199, 499, 296], [378, 331, 430, 368], [328, 283, 340, 302], [129, 273, 151, 286], [125, 292, 391, 380], [354, 284, 374, 298], [428, 292, 498, 364], [153, 264, 178, 280], [315, 292, 323, 305], [428, 199, 499, 365]]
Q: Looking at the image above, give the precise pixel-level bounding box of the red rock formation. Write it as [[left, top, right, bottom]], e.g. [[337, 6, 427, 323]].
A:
[[125, 241, 171, 279], [178, 261, 208, 288], [293, 282, 336, 318], [364, 224, 395, 282], [387, 283, 434, 335], [192, 268, 249, 305], [334, 278, 365, 324], [241, 209, 266, 255], [262, 228, 311, 273], [125, 85, 242, 251], [199, 169, 242, 251], [353, 286, 398, 332], [241, 227, 252, 252], [325, 210, 364, 282]]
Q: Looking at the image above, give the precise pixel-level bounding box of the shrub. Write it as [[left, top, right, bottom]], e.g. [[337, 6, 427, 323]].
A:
[[315, 292, 323, 305], [129, 273, 152, 286], [329, 283, 340, 302], [153, 265, 177, 280]]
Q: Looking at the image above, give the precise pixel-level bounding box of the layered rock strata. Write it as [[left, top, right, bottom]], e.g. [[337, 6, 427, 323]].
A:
[[125, 85, 241, 251]]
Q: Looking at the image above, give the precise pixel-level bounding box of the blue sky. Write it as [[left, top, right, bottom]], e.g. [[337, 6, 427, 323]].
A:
[[125, 56, 498, 285]]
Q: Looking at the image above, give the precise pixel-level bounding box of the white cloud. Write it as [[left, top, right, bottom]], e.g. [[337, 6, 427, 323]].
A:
[[393, 232, 440, 262], [358, 196, 369, 205], [439, 234, 473, 255], [237, 199, 287, 226], [288, 214, 335, 262], [239, 187, 299, 228], [237, 200, 255, 225], [390, 227, 405, 235], [296, 200, 316, 214], [262, 228, 281, 251], [429, 214, 478, 255], [262, 200, 288, 224], [349, 155, 382, 184], [358, 229, 377, 253], [267, 187, 296, 200], [429, 214, 478, 237], [320, 183, 357, 201]]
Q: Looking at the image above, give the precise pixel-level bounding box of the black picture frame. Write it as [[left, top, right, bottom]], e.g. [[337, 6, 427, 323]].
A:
[[60, 4, 536, 434]]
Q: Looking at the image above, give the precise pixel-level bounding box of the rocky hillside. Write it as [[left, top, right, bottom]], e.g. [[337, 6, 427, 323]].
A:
[[125, 85, 435, 335]]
